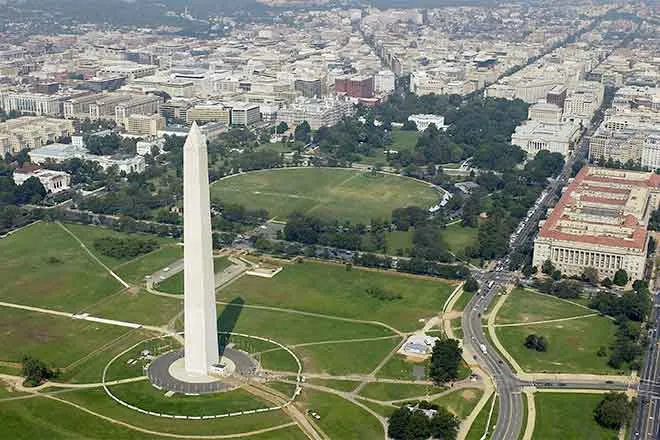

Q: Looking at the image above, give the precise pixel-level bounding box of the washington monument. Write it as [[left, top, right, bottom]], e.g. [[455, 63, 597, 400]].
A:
[[183, 122, 219, 376]]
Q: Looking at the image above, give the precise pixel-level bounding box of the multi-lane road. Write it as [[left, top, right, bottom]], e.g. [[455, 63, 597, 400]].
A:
[[633, 292, 660, 440]]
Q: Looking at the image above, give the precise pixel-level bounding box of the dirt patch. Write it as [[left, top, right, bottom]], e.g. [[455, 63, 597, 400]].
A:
[[461, 389, 477, 400]]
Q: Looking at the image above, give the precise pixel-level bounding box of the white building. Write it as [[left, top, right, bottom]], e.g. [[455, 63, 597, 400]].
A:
[[528, 103, 563, 123], [511, 120, 581, 158], [13, 166, 70, 193], [374, 70, 395, 94], [0, 91, 62, 116], [136, 138, 166, 156], [408, 114, 448, 131], [229, 103, 260, 126], [642, 134, 660, 171], [278, 97, 354, 130], [29, 143, 146, 174]]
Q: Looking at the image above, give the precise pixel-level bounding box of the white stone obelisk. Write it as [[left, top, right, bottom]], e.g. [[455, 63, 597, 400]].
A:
[[183, 122, 219, 376]]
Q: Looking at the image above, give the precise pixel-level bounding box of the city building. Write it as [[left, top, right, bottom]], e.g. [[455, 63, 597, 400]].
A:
[[588, 128, 647, 164], [186, 104, 231, 125], [335, 75, 374, 98], [114, 95, 162, 122], [0, 117, 74, 155], [13, 165, 70, 193], [511, 120, 581, 157], [374, 70, 395, 94], [532, 166, 660, 282], [562, 81, 605, 126], [294, 78, 322, 98], [98, 63, 158, 80], [528, 103, 563, 123], [547, 85, 568, 109], [230, 103, 261, 126], [123, 113, 166, 136], [136, 138, 165, 156], [407, 114, 448, 131], [278, 97, 354, 130], [641, 134, 660, 171], [0, 91, 62, 116]]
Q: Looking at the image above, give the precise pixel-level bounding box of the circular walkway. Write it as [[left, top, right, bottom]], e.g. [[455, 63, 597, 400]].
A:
[[147, 348, 258, 394]]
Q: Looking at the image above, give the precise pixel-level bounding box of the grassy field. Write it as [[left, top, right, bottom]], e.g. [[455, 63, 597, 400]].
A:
[[385, 229, 414, 255], [307, 379, 359, 392], [496, 288, 594, 325], [533, 393, 619, 440], [221, 260, 455, 332], [452, 290, 474, 312], [0, 307, 137, 371], [58, 387, 294, 436], [391, 128, 420, 152], [356, 398, 397, 417], [296, 389, 384, 440], [156, 256, 232, 295], [116, 245, 182, 283], [211, 168, 440, 223], [433, 387, 484, 419], [0, 222, 122, 310], [293, 337, 400, 375], [496, 315, 619, 374], [440, 223, 478, 255], [359, 382, 446, 401], [82, 290, 182, 327], [466, 394, 498, 440], [109, 381, 270, 415], [376, 354, 428, 380]]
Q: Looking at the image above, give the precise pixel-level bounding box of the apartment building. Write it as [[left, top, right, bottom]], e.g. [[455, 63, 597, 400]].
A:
[[532, 167, 660, 281]]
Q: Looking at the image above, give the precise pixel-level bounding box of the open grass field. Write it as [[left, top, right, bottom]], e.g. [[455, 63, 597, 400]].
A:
[[221, 260, 455, 332], [109, 381, 270, 415], [215, 303, 394, 345], [293, 337, 400, 375], [496, 315, 619, 374], [385, 229, 414, 255], [210, 168, 440, 223], [57, 387, 295, 436], [0, 222, 122, 310], [466, 394, 498, 440], [441, 223, 478, 255], [307, 379, 359, 392], [376, 353, 471, 381], [83, 290, 182, 327], [295, 389, 384, 440], [156, 256, 232, 295], [495, 288, 594, 325], [391, 128, 421, 152], [359, 382, 446, 401], [0, 307, 137, 371], [533, 393, 619, 440], [433, 387, 484, 419]]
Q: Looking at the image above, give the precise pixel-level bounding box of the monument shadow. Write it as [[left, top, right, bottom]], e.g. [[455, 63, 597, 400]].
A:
[[217, 297, 244, 357]]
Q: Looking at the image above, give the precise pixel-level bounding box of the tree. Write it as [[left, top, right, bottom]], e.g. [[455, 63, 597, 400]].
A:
[[402, 120, 417, 131], [613, 269, 628, 286], [602, 277, 613, 288], [551, 270, 562, 281], [429, 407, 460, 440], [21, 355, 54, 387], [388, 407, 412, 439], [582, 267, 599, 284], [16, 176, 47, 204], [464, 276, 479, 293], [294, 121, 311, 143], [429, 336, 462, 384], [541, 259, 555, 275], [276, 122, 289, 134], [594, 393, 632, 430], [524, 334, 548, 352]]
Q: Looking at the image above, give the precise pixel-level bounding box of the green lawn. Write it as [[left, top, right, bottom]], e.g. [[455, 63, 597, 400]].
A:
[[496, 315, 620, 374], [56, 387, 294, 436], [466, 394, 498, 440], [376, 354, 428, 380], [216, 304, 394, 346], [440, 223, 478, 255], [533, 393, 619, 440], [433, 387, 484, 419], [296, 389, 383, 440], [391, 128, 420, 152], [452, 290, 474, 312], [385, 229, 414, 255], [0, 307, 136, 371], [108, 381, 270, 416], [496, 288, 594, 325], [359, 382, 445, 401], [0, 222, 122, 310], [211, 168, 440, 223], [82, 290, 182, 327], [156, 256, 232, 294], [221, 260, 455, 332], [293, 337, 400, 375], [307, 379, 359, 392], [116, 245, 183, 283], [356, 398, 397, 417]]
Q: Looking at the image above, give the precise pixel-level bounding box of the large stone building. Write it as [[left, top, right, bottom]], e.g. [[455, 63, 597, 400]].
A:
[[510, 120, 581, 158], [0, 91, 62, 116], [0, 116, 74, 155], [532, 167, 660, 281], [278, 97, 353, 130]]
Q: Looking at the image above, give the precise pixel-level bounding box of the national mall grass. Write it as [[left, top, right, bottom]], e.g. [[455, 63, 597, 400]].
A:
[[221, 260, 456, 332], [533, 393, 618, 440]]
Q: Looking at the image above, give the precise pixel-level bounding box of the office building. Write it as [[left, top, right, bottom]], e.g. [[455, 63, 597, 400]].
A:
[[230, 103, 260, 126], [511, 120, 580, 158], [335, 75, 374, 98], [0, 117, 74, 155], [123, 114, 165, 136], [533, 167, 660, 281], [186, 105, 231, 125]]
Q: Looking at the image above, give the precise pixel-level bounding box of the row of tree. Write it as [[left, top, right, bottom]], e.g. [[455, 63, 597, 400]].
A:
[[93, 236, 159, 259]]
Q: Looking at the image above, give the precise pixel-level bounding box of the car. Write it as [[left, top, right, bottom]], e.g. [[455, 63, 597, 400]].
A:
[[163, 267, 170, 272]]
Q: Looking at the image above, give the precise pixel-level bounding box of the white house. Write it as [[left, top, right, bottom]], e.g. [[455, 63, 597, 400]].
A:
[[408, 114, 448, 131]]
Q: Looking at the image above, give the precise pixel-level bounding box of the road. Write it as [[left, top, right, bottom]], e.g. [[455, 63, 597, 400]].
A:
[[632, 291, 660, 440]]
